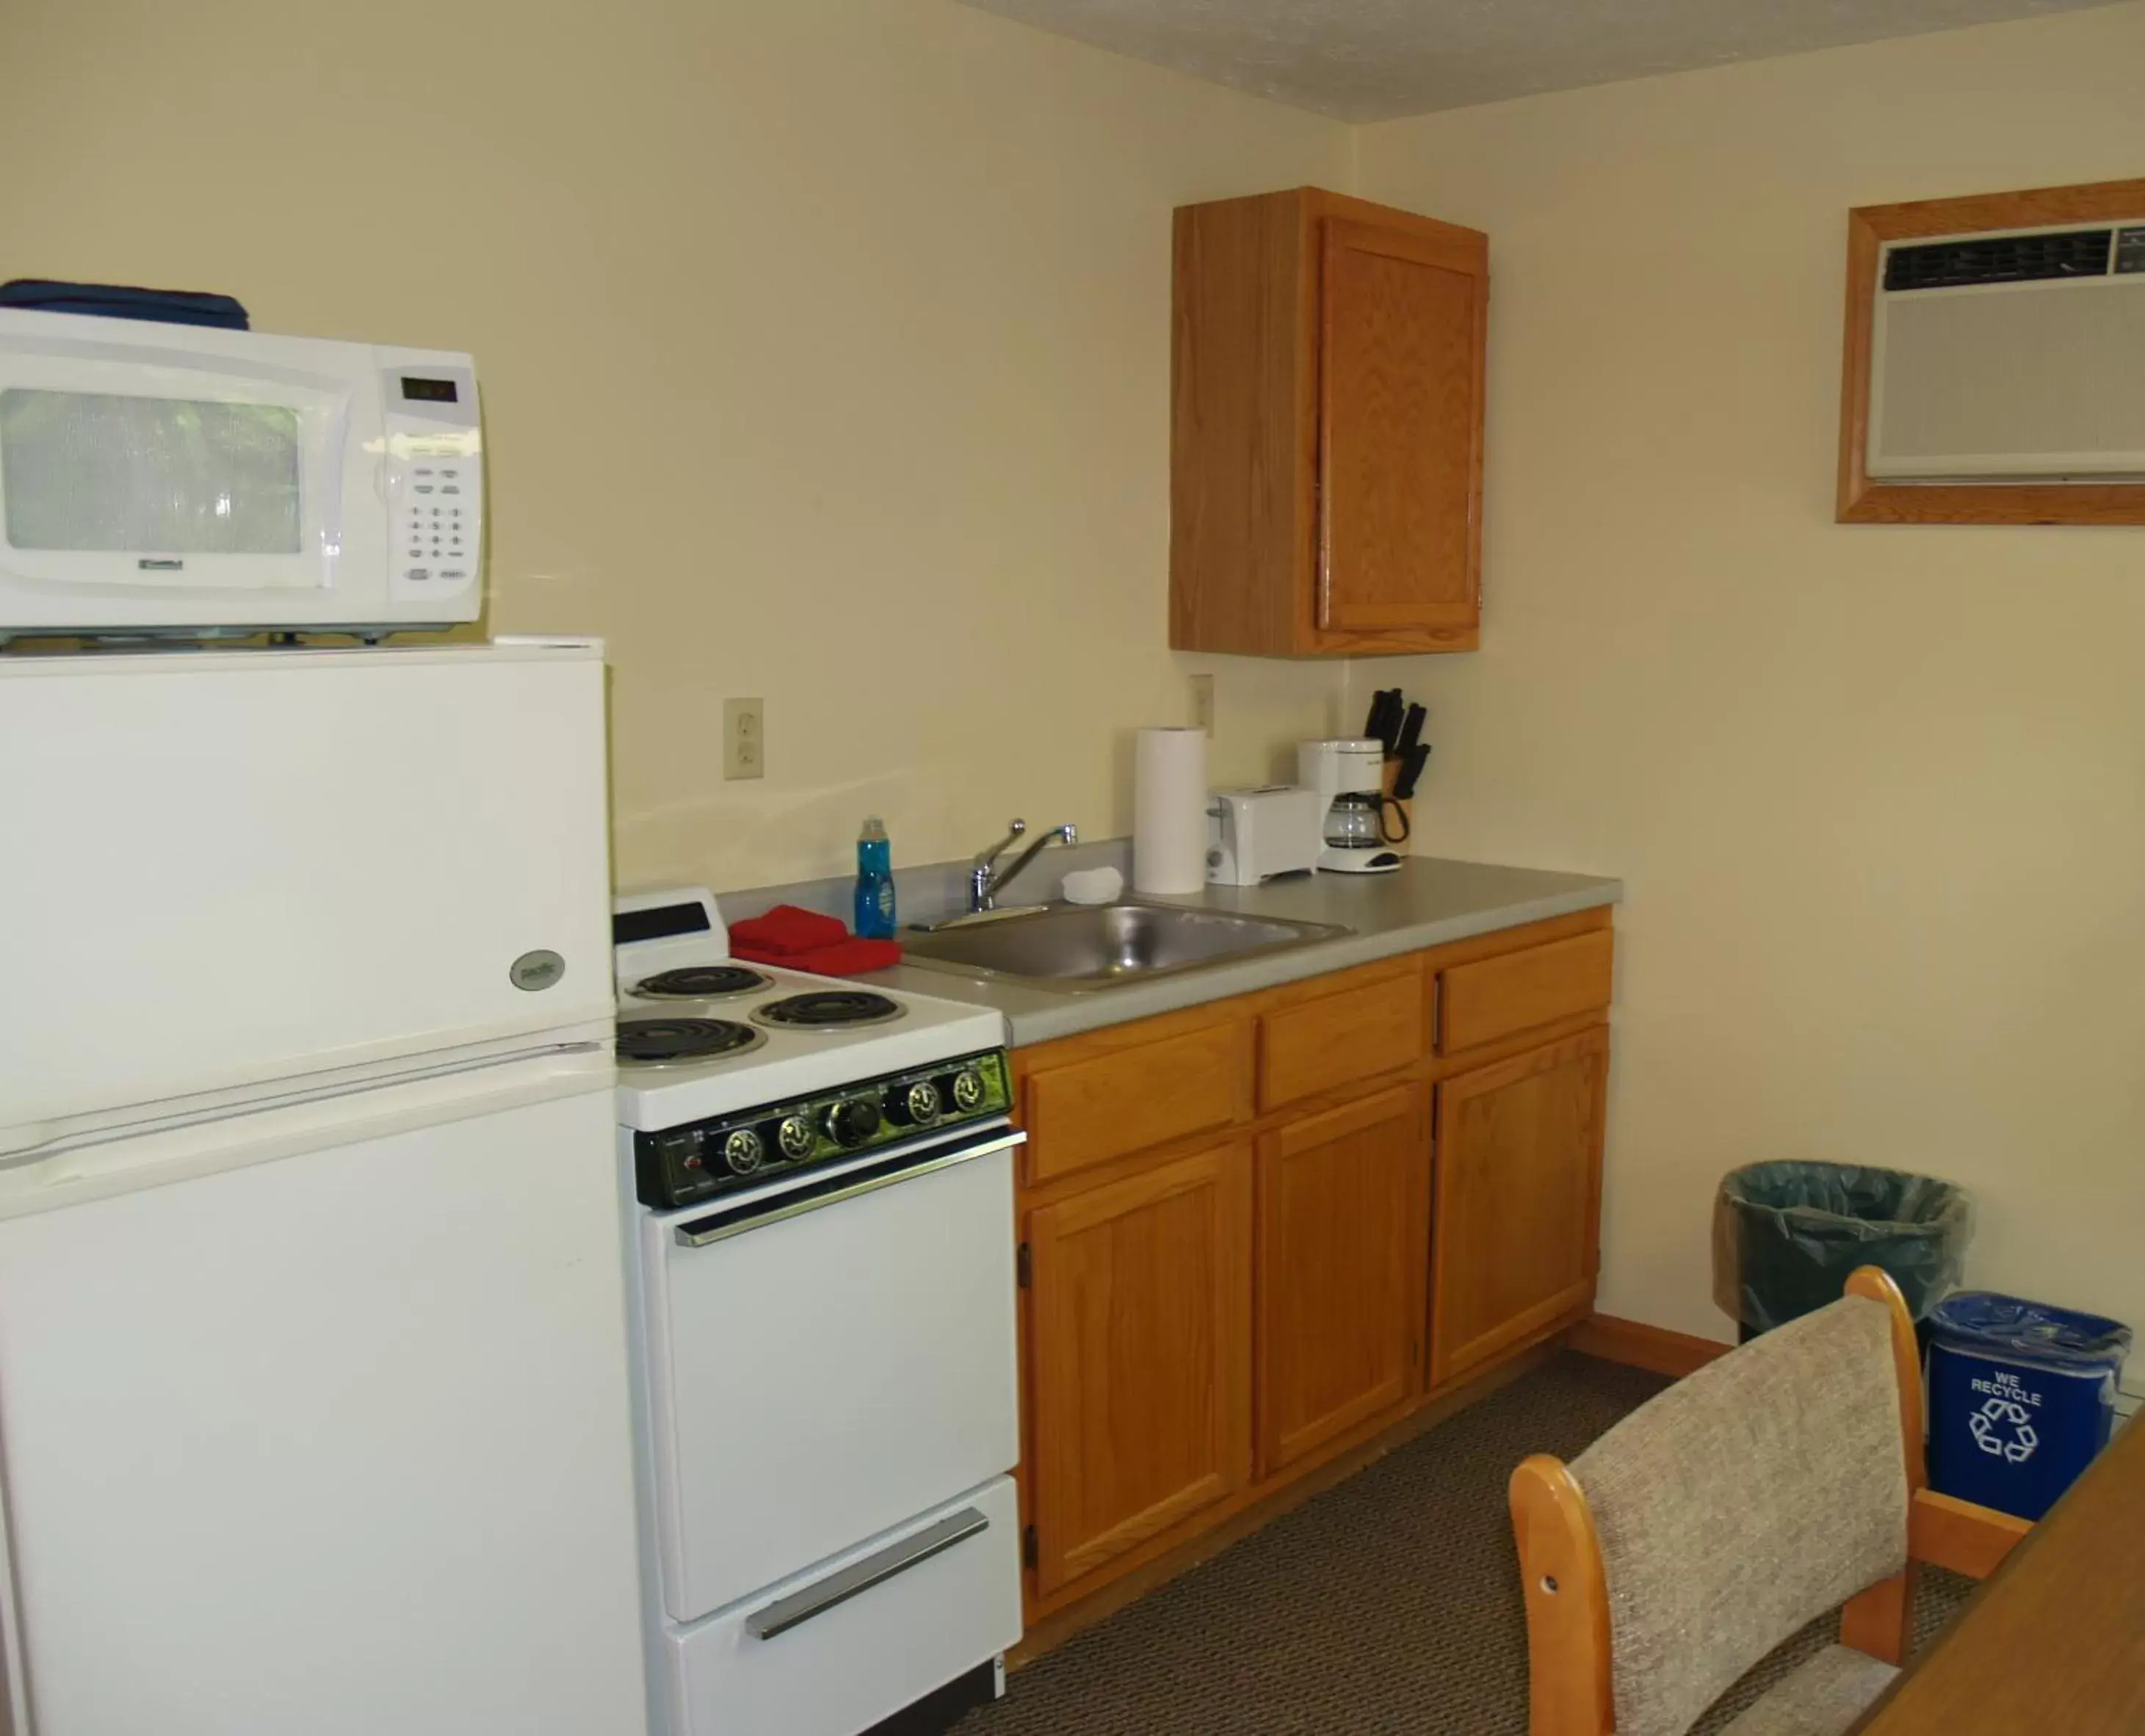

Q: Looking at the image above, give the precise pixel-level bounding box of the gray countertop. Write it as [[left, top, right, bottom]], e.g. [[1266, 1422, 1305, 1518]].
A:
[[856, 856, 1621, 1047]]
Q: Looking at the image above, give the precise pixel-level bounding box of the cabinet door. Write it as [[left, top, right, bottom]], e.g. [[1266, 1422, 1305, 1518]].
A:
[[1319, 217, 1486, 638], [1256, 1084, 1431, 1476], [1428, 1027, 1607, 1388], [1025, 1141, 1254, 1596]]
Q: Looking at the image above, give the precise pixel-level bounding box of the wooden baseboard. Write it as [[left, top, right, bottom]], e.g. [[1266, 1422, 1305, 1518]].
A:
[[1010, 1334, 1565, 1669], [1567, 1312, 1731, 1379]]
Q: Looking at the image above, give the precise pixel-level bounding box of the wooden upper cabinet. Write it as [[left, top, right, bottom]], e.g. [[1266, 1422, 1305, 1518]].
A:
[[1171, 187, 1487, 659], [1024, 1140, 1254, 1597]]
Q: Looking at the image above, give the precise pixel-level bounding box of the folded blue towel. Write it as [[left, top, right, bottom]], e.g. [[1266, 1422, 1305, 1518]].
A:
[[0, 280, 249, 330]]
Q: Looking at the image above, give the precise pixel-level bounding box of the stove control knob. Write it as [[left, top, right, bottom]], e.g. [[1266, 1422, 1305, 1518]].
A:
[[947, 1068, 988, 1114], [886, 1080, 941, 1127], [772, 1116, 816, 1162], [824, 1096, 883, 1149], [720, 1129, 765, 1176]]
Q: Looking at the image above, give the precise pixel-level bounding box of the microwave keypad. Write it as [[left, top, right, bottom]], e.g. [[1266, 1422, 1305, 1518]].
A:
[[397, 463, 476, 587]]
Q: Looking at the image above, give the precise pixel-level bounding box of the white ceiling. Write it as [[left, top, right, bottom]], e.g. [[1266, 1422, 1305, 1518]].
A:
[[955, 0, 2122, 120]]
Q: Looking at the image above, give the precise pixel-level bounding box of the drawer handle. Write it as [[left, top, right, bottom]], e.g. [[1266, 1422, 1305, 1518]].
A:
[[746, 1507, 991, 1640]]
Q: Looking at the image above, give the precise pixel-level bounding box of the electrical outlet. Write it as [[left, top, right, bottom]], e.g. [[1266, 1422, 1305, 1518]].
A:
[[723, 698, 764, 780], [1190, 673, 1215, 735]]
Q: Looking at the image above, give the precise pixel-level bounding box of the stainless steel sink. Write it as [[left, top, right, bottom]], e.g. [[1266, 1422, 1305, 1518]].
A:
[[900, 902, 1350, 992]]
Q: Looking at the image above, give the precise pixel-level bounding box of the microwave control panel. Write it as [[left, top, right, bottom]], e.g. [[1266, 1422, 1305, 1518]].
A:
[[381, 361, 482, 610]]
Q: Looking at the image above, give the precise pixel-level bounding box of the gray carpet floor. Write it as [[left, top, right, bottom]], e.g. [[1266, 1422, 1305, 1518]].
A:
[[961, 1353, 1970, 1735]]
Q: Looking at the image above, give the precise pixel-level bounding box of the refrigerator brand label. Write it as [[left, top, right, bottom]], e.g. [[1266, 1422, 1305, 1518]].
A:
[[510, 950, 565, 991]]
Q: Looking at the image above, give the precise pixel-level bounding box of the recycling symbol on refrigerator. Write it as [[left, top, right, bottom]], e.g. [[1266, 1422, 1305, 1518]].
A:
[[1967, 1396, 2039, 1464]]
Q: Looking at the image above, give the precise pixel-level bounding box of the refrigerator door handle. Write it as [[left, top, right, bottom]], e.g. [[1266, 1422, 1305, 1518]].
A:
[[3, 1039, 608, 1172], [745, 1507, 991, 1641]]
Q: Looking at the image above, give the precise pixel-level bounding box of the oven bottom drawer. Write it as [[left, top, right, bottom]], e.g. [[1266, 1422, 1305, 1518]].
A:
[[662, 1477, 1020, 1736]]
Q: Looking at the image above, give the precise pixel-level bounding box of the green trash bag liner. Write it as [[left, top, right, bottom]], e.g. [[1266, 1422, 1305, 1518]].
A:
[[1712, 1161, 1973, 1333]]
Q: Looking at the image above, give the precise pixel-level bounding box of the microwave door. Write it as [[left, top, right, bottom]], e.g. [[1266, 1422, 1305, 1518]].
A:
[[0, 350, 355, 607]]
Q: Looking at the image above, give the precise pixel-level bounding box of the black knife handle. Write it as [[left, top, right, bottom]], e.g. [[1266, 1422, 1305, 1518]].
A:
[[1366, 688, 1403, 753], [1394, 703, 1426, 759], [1392, 742, 1431, 802]]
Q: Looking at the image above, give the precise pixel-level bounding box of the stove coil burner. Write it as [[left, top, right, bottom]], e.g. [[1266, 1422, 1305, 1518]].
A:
[[632, 965, 774, 999], [617, 1017, 767, 1065], [750, 991, 907, 1032]]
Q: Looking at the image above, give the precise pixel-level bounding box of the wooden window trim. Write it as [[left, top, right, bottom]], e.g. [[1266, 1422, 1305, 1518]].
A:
[[1837, 176, 2145, 526]]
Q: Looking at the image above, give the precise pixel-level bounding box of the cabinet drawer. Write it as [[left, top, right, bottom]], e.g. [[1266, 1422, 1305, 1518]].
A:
[[1438, 930, 1612, 1055], [1023, 1016, 1252, 1185], [1259, 963, 1425, 1110]]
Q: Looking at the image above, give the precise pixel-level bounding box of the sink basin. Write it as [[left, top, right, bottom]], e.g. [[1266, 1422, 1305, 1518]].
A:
[[900, 902, 1350, 992]]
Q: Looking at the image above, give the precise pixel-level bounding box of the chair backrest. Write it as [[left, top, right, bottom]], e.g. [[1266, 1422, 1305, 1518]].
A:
[[1529, 1292, 1911, 1736]]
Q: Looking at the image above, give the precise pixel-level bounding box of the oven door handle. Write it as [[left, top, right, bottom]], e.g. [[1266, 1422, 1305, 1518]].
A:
[[746, 1505, 991, 1640], [672, 1125, 1024, 1248]]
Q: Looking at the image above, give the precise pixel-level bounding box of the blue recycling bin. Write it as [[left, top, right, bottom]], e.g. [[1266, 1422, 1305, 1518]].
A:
[[1926, 1291, 2131, 1522]]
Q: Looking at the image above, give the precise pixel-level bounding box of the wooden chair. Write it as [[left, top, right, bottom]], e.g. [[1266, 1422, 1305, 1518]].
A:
[[1510, 1267, 2032, 1736]]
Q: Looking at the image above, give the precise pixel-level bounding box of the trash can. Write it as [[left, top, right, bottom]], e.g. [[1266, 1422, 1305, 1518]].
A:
[[1925, 1291, 2131, 1521], [1712, 1162, 1972, 1339]]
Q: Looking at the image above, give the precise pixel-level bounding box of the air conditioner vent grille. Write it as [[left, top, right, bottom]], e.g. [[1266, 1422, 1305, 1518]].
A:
[[1884, 228, 2112, 292]]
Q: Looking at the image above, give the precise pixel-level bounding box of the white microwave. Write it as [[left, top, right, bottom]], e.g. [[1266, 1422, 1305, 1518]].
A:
[[0, 308, 483, 640]]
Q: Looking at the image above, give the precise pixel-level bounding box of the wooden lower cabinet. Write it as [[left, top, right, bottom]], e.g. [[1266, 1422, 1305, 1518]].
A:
[[1428, 1025, 1609, 1388], [1255, 1083, 1430, 1475], [1016, 911, 1615, 1627], [1023, 1140, 1254, 1596]]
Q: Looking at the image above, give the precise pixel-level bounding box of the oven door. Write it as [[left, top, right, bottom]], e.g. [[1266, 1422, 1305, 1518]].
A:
[[641, 1122, 1022, 1624]]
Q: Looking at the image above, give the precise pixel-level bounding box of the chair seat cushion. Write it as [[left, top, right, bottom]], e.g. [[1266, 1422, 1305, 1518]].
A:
[[1719, 1645, 1900, 1736]]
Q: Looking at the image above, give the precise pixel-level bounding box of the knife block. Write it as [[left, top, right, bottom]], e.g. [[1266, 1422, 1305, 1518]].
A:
[[1380, 757, 1414, 857]]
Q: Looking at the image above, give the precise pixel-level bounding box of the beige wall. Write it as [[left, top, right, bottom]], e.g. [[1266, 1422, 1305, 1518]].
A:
[[0, 0, 1352, 889], [10, 0, 2141, 1342], [1356, 2, 2145, 1339]]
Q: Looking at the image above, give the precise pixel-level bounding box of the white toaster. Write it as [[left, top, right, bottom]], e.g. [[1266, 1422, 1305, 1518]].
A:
[[1205, 786, 1325, 886]]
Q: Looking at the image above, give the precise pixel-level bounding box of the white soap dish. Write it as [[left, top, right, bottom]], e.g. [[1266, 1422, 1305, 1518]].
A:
[[1061, 865, 1124, 905]]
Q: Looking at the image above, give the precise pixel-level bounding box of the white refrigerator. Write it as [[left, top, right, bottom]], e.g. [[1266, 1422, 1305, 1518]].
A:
[[0, 640, 647, 1735]]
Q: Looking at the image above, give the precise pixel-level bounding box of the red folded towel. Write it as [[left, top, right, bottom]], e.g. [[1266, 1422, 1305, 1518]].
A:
[[730, 905, 903, 976], [753, 936, 904, 977], [730, 904, 846, 957]]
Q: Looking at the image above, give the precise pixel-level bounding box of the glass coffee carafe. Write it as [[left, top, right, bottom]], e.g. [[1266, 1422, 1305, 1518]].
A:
[[1324, 790, 1384, 852]]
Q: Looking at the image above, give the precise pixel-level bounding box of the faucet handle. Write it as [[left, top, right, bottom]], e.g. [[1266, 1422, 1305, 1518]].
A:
[[975, 819, 1026, 870]]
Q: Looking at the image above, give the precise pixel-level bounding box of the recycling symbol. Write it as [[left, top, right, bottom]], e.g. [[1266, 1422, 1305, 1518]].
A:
[[1969, 1397, 2038, 1464]]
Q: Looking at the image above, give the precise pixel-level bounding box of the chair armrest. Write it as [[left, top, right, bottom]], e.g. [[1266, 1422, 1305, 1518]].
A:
[[1909, 1487, 2030, 1580], [1510, 1455, 1615, 1736]]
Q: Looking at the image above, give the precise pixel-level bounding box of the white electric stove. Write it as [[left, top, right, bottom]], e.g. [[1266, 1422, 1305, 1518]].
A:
[[612, 888, 1023, 1736], [612, 886, 1006, 1140]]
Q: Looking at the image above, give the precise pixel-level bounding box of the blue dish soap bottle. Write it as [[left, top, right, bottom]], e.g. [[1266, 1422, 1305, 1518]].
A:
[[854, 816, 897, 938]]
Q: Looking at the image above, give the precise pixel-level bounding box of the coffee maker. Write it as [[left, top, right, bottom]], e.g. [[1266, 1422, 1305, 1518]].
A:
[[1295, 739, 1403, 875]]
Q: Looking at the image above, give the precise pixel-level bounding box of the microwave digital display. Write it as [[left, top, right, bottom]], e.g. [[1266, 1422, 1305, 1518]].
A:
[[399, 377, 458, 403]]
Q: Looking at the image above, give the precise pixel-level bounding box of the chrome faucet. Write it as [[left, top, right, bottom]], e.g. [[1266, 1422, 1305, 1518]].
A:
[[969, 818, 1078, 914]]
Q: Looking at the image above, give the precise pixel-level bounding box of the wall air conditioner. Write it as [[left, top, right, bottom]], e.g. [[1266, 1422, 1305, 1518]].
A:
[[1867, 220, 2145, 482]]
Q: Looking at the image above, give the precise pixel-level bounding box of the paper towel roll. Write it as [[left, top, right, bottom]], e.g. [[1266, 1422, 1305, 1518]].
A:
[[1133, 726, 1209, 895]]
